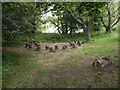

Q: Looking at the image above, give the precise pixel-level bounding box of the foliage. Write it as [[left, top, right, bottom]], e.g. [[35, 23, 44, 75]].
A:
[[49, 2, 107, 41], [100, 2, 120, 32], [2, 2, 119, 42], [2, 2, 50, 41], [50, 7, 81, 34]]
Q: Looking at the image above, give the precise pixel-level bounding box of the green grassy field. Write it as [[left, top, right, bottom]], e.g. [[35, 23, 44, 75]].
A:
[[2, 30, 118, 88]]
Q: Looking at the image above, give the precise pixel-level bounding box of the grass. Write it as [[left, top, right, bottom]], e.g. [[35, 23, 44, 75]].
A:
[[2, 52, 21, 77], [2, 41, 24, 47], [12, 33, 85, 42], [2, 30, 118, 88], [2, 50, 39, 88]]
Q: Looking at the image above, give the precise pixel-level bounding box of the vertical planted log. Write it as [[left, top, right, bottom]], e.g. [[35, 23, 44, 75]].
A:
[[28, 42, 32, 48], [55, 45, 58, 50], [77, 41, 81, 46], [33, 41, 35, 43], [62, 46, 67, 50], [36, 45, 41, 51], [25, 42, 28, 48], [45, 46, 49, 50], [31, 41, 33, 44], [74, 40, 77, 44], [34, 41, 36, 46], [62, 46, 66, 50], [36, 42, 41, 51], [33, 41, 35, 46]]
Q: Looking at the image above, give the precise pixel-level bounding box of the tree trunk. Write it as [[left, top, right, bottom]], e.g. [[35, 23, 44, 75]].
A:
[[65, 23, 68, 34], [57, 16, 61, 33], [69, 27, 72, 34], [100, 3, 119, 33], [106, 26, 111, 33], [86, 15, 94, 41], [107, 3, 112, 33]]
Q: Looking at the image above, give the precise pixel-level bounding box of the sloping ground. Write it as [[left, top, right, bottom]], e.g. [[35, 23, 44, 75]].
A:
[[2, 31, 118, 88]]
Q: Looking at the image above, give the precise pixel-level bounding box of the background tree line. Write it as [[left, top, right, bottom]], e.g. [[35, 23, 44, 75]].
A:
[[2, 2, 119, 42]]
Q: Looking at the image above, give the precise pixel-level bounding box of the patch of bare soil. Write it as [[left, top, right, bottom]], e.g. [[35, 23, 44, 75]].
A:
[[33, 42, 85, 61]]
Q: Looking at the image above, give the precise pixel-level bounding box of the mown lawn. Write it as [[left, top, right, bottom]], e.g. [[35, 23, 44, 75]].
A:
[[2, 31, 118, 88]]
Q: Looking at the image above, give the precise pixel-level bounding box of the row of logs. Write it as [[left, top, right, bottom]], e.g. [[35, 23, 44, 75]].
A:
[[25, 40, 82, 51], [25, 41, 41, 50], [45, 45, 68, 51], [69, 40, 82, 48]]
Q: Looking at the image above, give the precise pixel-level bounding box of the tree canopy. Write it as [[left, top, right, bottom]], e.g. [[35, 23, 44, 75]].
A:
[[2, 2, 119, 41]]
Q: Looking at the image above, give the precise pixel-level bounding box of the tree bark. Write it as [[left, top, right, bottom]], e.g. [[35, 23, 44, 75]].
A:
[[86, 15, 94, 41], [100, 17, 107, 30], [107, 3, 112, 33], [57, 16, 61, 34], [65, 23, 68, 34], [112, 6, 120, 27], [69, 27, 73, 34]]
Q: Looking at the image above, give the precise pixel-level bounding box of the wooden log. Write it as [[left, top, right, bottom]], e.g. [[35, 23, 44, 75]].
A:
[[28, 42, 32, 48], [33, 41, 35, 46], [25, 42, 28, 48], [62, 46, 66, 50], [36, 45, 41, 51], [69, 42, 74, 47], [45, 46, 49, 50], [92, 57, 112, 68], [34, 41, 40, 47], [62, 45, 67, 50], [74, 40, 77, 44], [55, 45, 58, 50], [77, 41, 81, 46], [32, 41, 35, 43], [34, 41, 38, 47]]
